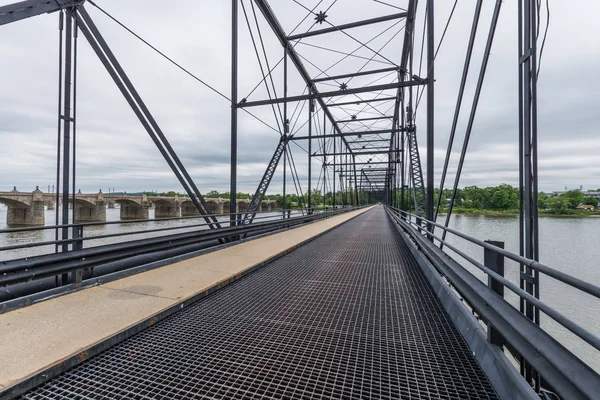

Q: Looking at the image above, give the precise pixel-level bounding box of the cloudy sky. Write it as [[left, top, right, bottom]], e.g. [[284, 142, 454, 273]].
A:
[[0, 0, 598, 195]]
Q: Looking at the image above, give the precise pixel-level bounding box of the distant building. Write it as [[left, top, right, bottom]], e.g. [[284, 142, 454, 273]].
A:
[[576, 204, 595, 211]]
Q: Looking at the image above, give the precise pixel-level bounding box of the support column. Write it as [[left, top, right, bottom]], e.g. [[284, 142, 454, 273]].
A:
[[282, 48, 288, 217], [6, 188, 45, 226], [426, 0, 434, 232], [74, 192, 106, 222], [353, 155, 359, 206], [485, 240, 505, 347], [154, 199, 181, 218], [61, 8, 75, 255], [518, 0, 540, 389], [230, 0, 238, 227], [307, 93, 313, 213]]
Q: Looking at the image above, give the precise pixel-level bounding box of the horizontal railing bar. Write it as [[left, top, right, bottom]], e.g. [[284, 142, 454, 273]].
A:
[[387, 207, 600, 399], [0, 208, 359, 286], [0, 207, 358, 274], [0, 211, 303, 252], [0, 207, 317, 234], [388, 206, 600, 300], [387, 209, 600, 352]]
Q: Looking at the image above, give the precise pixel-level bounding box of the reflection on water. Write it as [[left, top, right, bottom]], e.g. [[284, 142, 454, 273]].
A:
[[1, 205, 598, 371], [441, 213, 600, 372]]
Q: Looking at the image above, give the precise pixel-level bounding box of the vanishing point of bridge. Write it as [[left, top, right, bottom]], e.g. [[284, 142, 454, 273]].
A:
[[1, 0, 599, 399]]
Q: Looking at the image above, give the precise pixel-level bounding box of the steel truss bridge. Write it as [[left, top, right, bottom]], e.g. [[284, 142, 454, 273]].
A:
[[0, 0, 599, 399]]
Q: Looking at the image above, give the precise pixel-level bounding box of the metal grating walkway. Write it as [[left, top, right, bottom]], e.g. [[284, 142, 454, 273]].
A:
[[23, 207, 499, 399]]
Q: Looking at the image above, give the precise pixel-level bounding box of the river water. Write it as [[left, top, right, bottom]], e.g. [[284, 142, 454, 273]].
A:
[[1, 205, 599, 372]]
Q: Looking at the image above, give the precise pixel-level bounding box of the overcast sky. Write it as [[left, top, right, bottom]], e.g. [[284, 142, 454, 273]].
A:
[[0, 0, 598, 195]]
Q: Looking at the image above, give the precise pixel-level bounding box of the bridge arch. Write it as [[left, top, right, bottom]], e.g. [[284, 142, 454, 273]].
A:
[[115, 198, 149, 220], [223, 201, 230, 214], [74, 197, 106, 222], [205, 199, 222, 214], [0, 197, 30, 208], [74, 198, 96, 208], [0, 196, 44, 226], [153, 198, 181, 218], [237, 200, 249, 212]]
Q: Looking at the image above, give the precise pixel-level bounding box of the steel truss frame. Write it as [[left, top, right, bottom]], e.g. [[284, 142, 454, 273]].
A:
[[233, 0, 429, 224]]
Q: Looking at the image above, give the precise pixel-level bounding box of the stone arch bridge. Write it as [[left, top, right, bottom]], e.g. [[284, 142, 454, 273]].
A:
[[0, 188, 279, 226]]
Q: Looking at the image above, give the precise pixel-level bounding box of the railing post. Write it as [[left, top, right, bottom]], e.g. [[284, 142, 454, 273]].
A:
[[71, 224, 84, 287], [485, 240, 505, 347]]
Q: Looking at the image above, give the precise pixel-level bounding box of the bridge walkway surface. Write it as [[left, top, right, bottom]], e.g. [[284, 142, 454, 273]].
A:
[[19, 207, 498, 399]]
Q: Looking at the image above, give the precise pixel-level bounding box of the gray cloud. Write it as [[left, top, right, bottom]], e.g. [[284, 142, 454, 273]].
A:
[[0, 0, 598, 196]]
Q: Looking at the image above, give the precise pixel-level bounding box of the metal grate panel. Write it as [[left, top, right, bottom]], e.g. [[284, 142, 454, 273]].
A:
[[23, 207, 498, 399]]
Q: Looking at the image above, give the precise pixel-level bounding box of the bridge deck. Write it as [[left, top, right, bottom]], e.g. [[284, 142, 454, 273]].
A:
[[21, 207, 498, 399]]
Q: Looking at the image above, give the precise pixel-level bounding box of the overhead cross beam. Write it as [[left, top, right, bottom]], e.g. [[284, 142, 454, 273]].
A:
[[292, 128, 401, 140], [312, 67, 400, 83], [239, 80, 424, 108], [314, 150, 400, 157], [335, 116, 393, 124], [287, 12, 408, 41], [328, 96, 397, 107]]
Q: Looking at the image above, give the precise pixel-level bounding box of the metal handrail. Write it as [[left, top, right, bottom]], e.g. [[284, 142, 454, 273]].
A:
[[0, 206, 321, 234], [385, 205, 600, 398], [387, 206, 600, 300], [0, 206, 349, 253], [386, 207, 600, 352], [387, 205, 600, 349], [0, 207, 362, 282]]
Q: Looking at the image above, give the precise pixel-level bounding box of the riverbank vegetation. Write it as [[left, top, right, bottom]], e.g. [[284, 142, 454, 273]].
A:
[[140, 185, 599, 216], [432, 185, 599, 216]]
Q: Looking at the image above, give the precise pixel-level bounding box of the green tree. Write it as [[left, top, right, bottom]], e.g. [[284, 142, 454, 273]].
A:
[[463, 185, 489, 209], [548, 196, 571, 214], [487, 184, 519, 210], [538, 192, 549, 209], [561, 190, 585, 209], [582, 196, 599, 207]]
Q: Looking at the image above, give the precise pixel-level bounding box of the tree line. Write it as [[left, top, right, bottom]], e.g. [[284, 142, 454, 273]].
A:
[[144, 185, 598, 214], [430, 185, 598, 214], [142, 189, 359, 210]]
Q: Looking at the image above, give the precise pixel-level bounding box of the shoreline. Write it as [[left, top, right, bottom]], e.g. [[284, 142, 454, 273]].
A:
[[437, 210, 600, 218]]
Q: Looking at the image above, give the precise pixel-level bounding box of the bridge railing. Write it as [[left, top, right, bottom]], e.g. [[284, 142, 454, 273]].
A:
[[0, 206, 359, 311], [0, 207, 334, 254], [385, 205, 600, 399]]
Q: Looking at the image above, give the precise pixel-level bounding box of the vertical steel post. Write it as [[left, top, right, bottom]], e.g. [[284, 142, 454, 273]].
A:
[[58, 8, 75, 285], [322, 112, 327, 209], [400, 93, 405, 210], [230, 0, 238, 227], [333, 129, 336, 209], [307, 93, 313, 213], [70, 11, 80, 284], [485, 240, 505, 347], [353, 155, 359, 206], [55, 11, 64, 257], [282, 48, 288, 217], [426, 0, 434, 233], [519, 0, 540, 389]]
